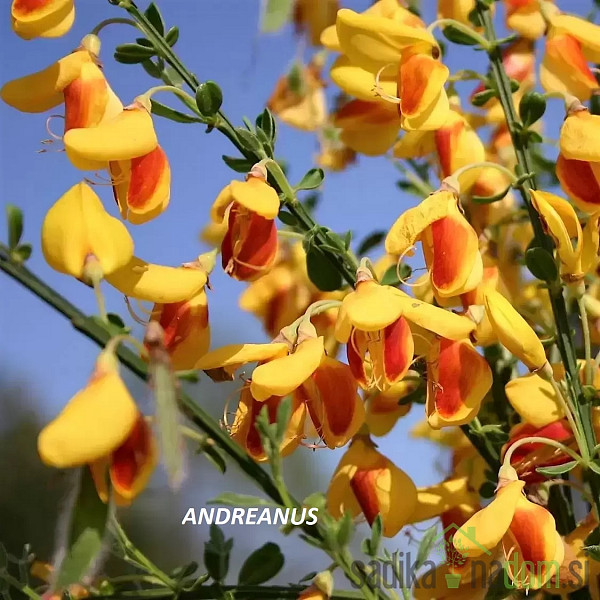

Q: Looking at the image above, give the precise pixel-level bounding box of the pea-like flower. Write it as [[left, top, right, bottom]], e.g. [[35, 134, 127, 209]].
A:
[[11, 0, 75, 40], [327, 435, 417, 537]]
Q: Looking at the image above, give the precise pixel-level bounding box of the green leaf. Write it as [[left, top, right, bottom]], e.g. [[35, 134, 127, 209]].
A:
[[6, 204, 23, 250], [165, 26, 179, 46], [278, 210, 298, 227], [589, 461, 600, 476], [367, 514, 383, 557], [302, 492, 326, 511], [519, 91, 546, 128], [305, 246, 343, 292], [415, 524, 438, 570], [144, 2, 165, 35], [471, 184, 512, 205], [141, 59, 163, 79], [336, 511, 355, 548], [12, 242, 32, 263], [238, 543, 284, 585], [261, 0, 294, 32], [209, 493, 278, 508], [509, 78, 520, 92], [170, 562, 198, 579], [536, 460, 579, 476], [357, 231, 386, 256], [296, 168, 325, 191], [197, 440, 227, 474], [203, 525, 233, 583], [222, 156, 253, 173], [525, 246, 558, 283], [471, 88, 496, 107], [442, 24, 480, 45], [256, 108, 277, 144], [275, 396, 292, 444], [151, 100, 201, 124], [583, 544, 600, 561], [161, 65, 184, 88], [235, 128, 263, 154], [380, 263, 411, 286], [54, 468, 111, 589], [114, 43, 156, 64], [195, 81, 223, 117], [151, 358, 185, 489]]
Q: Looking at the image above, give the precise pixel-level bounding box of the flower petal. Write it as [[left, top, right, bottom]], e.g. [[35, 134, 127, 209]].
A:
[[426, 338, 492, 428], [250, 336, 325, 401], [330, 55, 396, 101], [560, 109, 600, 163], [11, 0, 74, 39], [38, 371, 138, 467], [409, 476, 477, 523], [505, 372, 564, 428], [105, 257, 207, 303], [41, 181, 134, 280], [230, 177, 280, 219], [382, 316, 414, 384]]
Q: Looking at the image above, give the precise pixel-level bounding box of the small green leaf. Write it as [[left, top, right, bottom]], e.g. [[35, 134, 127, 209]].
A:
[[197, 440, 227, 474], [144, 2, 165, 35], [525, 246, 558, 283], [209, 493, 278, 508], [114, 43, 156, 63], [519, 91, 546, 128], [151, 100, 202, 123], [6, 204, 23, 250], [54, 468, 111, 589], [278, 210, 298, 227], [12, 242, 32, 263], [536, 460, 579, 476], [235, 128, 263, 154], [170, 562, 198, 579], [165, 26, 179, 46], [305, 246, 343, 292], [256, 108, 277, 144], [357, 231, 386, 256], [296, 168, 325, 191], [442, 24, 480, 45], [380, 263, 411, 286], [302, 492, 326, 511], [222, 155, 254, 173], [583, 544, 600, 561], [368, 514, 383, 557], [195, 81, 223, 117], [275, 396, 292, 444], [141, 59, 163, 79], [589, 461, 600, 476], [261, 0, 294, 32], [471, 184, 512, 205], [238, 543, 284, 585], [336, 511, 355, 547], [415, 524, 438, 570], [471, 88, 496, 107], [509, 78, 520, 92], [204, 525, 233, 583]]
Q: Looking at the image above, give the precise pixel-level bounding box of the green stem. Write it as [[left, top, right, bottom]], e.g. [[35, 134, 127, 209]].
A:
[[577, 294, 594, 386], [91, 17, 138, 35], [426, 18, 490, 49], [476, 0, 600, 518], [503, 435, 583, 467]]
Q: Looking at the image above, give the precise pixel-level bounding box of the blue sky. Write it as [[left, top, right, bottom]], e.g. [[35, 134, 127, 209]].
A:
[[0, 0, 593, 585]]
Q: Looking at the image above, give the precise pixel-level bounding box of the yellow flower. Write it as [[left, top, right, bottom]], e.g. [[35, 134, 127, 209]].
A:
[[105, 257, 207, 303], [41, 182, 134, 282], [484, 290, 547, 370], [385, 189, 483, 298], [64, 102, 158, 171], [453, 473, 564, 589], [365, 377, 417, 436], [505, 0, 557, 40], [327, 435, 417, 537], [11, 0, 74, 40], [437, 0, 476, 25], [559, 106, 600, 163]]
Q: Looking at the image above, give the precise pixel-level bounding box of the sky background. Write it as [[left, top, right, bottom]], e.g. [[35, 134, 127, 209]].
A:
[[0, 0, 593, 589]]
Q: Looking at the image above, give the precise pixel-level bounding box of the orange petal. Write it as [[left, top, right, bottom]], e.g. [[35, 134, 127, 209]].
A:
[[110, 414, 157, 503], [301, 356, 364, 448], [222, 205, 278, 281], [428, 208, 483, 298], [112, 145, 171, 225], [382, 316, 414, 385], [426, 338, 492, 428], [556, 153, 600, 214], [346, 328, 369, 388]]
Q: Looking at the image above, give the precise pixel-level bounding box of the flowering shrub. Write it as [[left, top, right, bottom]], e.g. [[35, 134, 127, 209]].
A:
[[3, 0, 600, 598]]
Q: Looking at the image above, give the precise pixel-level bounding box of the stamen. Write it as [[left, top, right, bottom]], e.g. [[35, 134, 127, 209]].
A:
[[124, 296, 148, 325], [373, 64, 402, 106], [45, 114, 64, 140]]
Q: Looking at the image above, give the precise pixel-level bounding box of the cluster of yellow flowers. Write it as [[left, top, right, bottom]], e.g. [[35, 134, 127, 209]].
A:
[[7, 0, 600, 597]]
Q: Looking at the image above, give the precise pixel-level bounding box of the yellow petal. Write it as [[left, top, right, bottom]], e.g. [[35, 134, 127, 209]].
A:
[[560, 109, 600, 163], [1, 50, 91, 113], [11, 0, 74, 40], [484, 290, 547, 370], [195, 342, 290, 370], [550, 14, 600, 63], [41, 182, 134, 279], [505, 372, 564, 428], [453, 480, 524, 557], [64, 107, 158, 170], [336, 8, 436, 73], [250, 337, 325, 401], [230, 177, 280, 218], [330, 55, 396, 101], [385, 190, 456, 256], [38, 370, 138, 467], [409, 476, 477, 523], [105, 257, 206, 303], [320, 23, 340, 51]]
